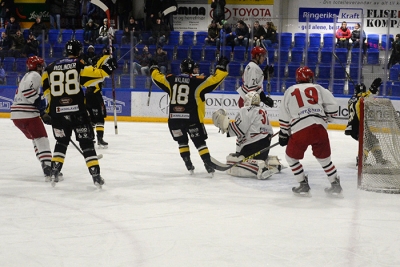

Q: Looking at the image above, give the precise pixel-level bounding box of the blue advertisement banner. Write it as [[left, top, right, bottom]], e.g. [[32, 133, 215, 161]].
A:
[[0, 87, 16, 112], [299, 8, 363, 23], [102, 88, 131, 117]]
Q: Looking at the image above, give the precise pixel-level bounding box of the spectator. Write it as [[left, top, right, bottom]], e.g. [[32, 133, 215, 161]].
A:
[[62, 0, 79, 31], [336, 21, 351, 49], [262, 21, 277, 48], [29, 16, 47, 44], [220, 21, 235, 49], [0, 0, 16, 28], [388, 34, 400, 69], [148, 17, 170, 46], [123, 16, 141, 45], [96, 18, 114, 45], [205, 19, 221, 47], [0, 31, 12, 59], [46, 0, 63, 30], [133, 45, 152, 75], [81, 45, 98, 66], [234, 20, 249, 48], [160, 0, 177, 31], [9, 29, 25, 57], [84, 19, 99, 45], [115, 0, 132, 30], [153, 46, 168, 74], [80, 0, 91, 29], [252, 20, 266, 48], [351, 23, 367, 55], [211, 0, 225, 25], [192, 62, 203, 76], [0, 65, 5, 84], [145, 0, 162, 31], [5, 15, 20, 40], [21, 32, 39, 57]]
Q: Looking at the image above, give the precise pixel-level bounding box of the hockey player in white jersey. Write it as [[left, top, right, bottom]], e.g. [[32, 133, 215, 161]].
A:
[[10, 56, 53, 181], [212, 91, 280, 179], [236, 46, 274, 108], [278, 66, 342, 197]]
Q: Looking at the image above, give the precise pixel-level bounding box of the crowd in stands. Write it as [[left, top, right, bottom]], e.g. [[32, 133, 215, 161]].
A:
[[0, 0, 400, 89]]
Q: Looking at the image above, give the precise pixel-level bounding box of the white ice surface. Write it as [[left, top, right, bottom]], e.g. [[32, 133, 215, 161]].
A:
[[1, 119, 400, 267]]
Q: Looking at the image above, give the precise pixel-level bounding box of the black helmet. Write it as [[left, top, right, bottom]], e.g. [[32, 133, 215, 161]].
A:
[[65, 39, 82, 56], [180, 58, 194, 73]]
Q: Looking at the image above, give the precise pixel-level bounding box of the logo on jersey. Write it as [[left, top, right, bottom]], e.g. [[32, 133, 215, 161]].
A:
[[56, 104, 79, 113], [173, 106, 185, 112], [170, 113, 190, 119], [59, 97, 73, 105]]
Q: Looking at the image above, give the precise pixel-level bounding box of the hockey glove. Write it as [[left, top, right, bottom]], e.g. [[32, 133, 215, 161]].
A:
[[149, 59, 159, 74], [41, 113, 52, 125], [278, 130, 289, 147], [263, 65, 274, 77], [215, 56, 230, 71], [354, 83, 366, 95], [369, 78, 382, 94], [101, 56, 117, 75], [260, 91, 274, 107], [212, 109, 229, 134]]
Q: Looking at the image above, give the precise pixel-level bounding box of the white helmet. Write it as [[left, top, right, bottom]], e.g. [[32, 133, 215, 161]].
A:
[[244, 91, 260, 106]]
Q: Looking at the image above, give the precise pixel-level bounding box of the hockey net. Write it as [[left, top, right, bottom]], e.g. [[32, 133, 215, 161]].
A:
[[358, 97, 400, 193]]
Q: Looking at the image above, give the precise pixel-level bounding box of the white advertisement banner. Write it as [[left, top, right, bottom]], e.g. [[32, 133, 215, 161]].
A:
[[131, 91, 361, 127], [288, 0, 399, 35]]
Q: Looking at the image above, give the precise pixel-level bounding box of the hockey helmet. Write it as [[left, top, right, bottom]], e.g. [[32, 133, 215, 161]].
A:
[[251, 46, 266, 59], [180, 58, 194, 73], [295, 66, 314, 83], [244, 91, 261, 106], [65, 39, 82, 57], [26, 56, 44, 71]]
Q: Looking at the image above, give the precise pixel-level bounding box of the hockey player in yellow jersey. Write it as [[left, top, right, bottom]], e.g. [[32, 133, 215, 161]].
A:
[[42, 39, 117, 188], [150, 57, 229, 176]]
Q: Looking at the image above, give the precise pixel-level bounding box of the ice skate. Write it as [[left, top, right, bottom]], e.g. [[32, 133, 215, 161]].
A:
[[292, 175, 311, 197], [97, 137, 108, 149], [204, 163, 215, 177], [50, 170, 61, 187], [43, 164, 52, 182], [92, 174, 105, 189], [183, 157, 195, 175], [325, 177, 343, 198]]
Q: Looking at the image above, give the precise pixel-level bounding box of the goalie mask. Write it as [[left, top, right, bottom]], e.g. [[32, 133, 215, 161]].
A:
[[244, 91, 261, 106]]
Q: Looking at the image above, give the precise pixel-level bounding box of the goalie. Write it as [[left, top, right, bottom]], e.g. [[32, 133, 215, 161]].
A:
[[212, 91, 282, 179], [345, 78, 388, 165]]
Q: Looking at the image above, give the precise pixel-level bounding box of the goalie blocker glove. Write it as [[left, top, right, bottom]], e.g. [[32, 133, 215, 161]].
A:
[[101, 56, 117, 75], [212, 109, 229, 134], [369, 78, 382, 94], [263, 65, 274, 77], [278, 130, 289, 146], [149, 59, 159, 74], [260, 91, 273, 107], [215, 56, 230, 71]]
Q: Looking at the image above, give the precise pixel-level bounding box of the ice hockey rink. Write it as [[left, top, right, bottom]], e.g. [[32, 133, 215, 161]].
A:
[[1, 118, 399, 267]]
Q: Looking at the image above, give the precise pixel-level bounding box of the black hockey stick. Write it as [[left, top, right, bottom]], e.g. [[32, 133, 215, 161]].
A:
[[210, 141, 280, 171], [332, 52, 356, 87], [70, 139, 103, 159], [147, 77, 153, 106]]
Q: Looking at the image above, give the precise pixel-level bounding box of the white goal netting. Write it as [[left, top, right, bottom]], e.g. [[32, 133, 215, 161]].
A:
[[358, 97, 400, 193]]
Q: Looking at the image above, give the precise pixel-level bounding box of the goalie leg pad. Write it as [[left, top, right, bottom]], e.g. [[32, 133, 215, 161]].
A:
[[267, 155, 285, 172], [226, 154, 268, 178], [212, 109, 229, 134]]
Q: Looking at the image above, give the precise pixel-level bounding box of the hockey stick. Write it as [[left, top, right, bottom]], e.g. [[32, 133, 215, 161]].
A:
[[332, 52, 356, 87], [70, 139, 103, 159], [117, 39, 142, 63], [211, 141, 280, 171], [147, 79, 153, 106]]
